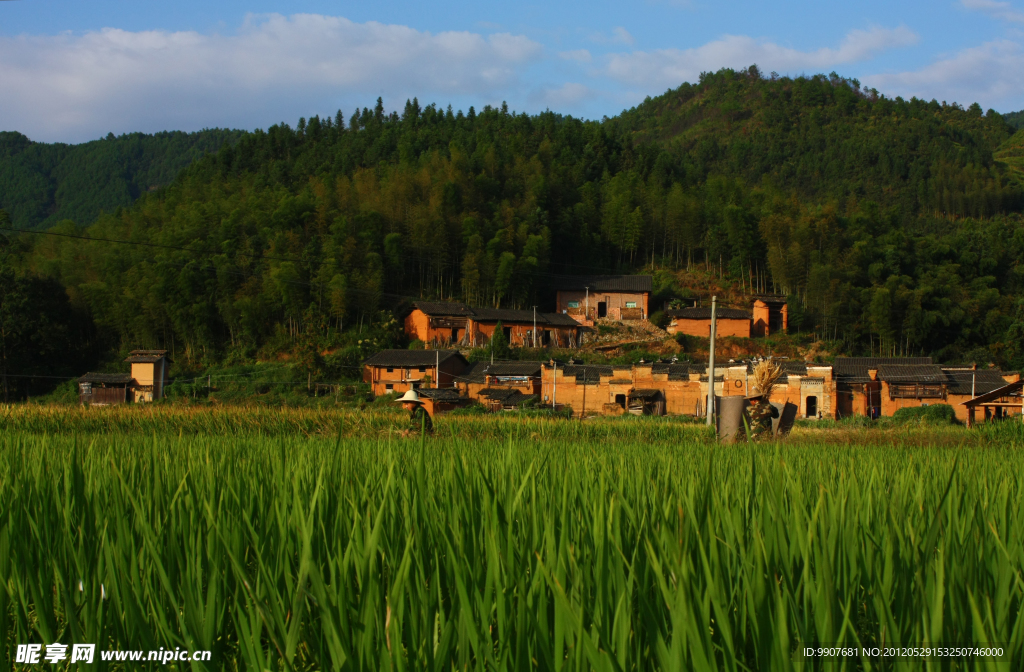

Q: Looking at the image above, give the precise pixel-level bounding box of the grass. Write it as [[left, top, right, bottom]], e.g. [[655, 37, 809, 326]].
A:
[[1, 408, 1023, 670]]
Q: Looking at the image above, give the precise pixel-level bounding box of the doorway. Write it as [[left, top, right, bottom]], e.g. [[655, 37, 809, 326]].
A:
[[451, 328, 460, 343], [806, 396, 818, 418], [615, 394, 626, 408], [598, 301, 607, 318]]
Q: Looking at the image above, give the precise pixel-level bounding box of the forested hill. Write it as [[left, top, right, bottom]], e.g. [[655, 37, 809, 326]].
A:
[[0, 129, 243, 229], [5, 67, 1024, 395]]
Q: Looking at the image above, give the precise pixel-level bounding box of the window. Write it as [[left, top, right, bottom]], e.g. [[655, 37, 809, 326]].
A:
[[625, 301, 637, 309], [386, 367, 394, 373], [385, 384, 393, 391], [418, 366, 426, 372], [412, 382, 420, 389], [568, 301, 580, 308]]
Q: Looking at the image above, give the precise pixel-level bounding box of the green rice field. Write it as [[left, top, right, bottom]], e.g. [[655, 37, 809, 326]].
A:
[[1, 407, 1023, 670]]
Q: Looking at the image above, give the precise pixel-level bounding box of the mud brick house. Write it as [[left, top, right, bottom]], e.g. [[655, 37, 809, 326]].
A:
[[78, 349, 171, 405], [416, 388, 472, 415], [943, 367, 1020, 422], [403, 302, 581, 348], [540, 358, 835, 419], [833, 357, 928, 418], [403, 302, 476, 346], [553, 275, 652, 324], [125, 350, 170, 402], [456, 361, 542, 399], [467, 309, 581, 348], [665, 307, 752, 338], [752, 295, 788, 337], [362, 350, 468, 396]]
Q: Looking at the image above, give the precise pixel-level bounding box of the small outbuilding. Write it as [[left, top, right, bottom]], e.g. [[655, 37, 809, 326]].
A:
[[78, 373, 135, 406]]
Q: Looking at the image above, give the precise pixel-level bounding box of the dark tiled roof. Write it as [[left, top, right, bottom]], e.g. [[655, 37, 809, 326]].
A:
[[561, 364, 613, 383], [79, 372, 134, 384], [876, 364, 946, 383], [629, 389, 662, 399], [125, 354, 166, 363], [943, 369, 1010, 396], [833, 357, 933, 383], [486, 361, 543, 376], [667, 307, 751, 320], [128, 349, 168, 355], [417, 388, 466, 402], [363, 350, 467, 368], [412, 301, 476, 317], [751, 294, 787, 304], [609, 378, 633, 385], [551, 275, 653, 293], [543, 313, 583, 326], [651, 362, 692, 380], [457, 362, 491, 383], [478, 389, 539, 407]]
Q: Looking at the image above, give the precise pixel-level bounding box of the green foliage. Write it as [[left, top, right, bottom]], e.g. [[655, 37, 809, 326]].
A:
[[0, 129, 242, 230], [1, 416, 1023, 669], [891, 403, 959, 425], [1005, 110, 1024, 130], [488, 320, 511, 359], [649, 309, 669, 329], [3, 69, 1024, 369]]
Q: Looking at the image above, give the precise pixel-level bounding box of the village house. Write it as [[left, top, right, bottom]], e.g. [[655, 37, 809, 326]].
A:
[[552, 275, 652, 324], [455, 361, 543, 410], [538, 358, 835, 420], [752, 295, 789, 337], [362, 350, 468, 396], [962, 378, 1024, 427], [403, 302, 475, 346], [403, 302, 581, 348], [125, 350, 170, 402], [77, 373, 135, 406], [78, 349, 170, 405], [943, 367, 1020, 422], [466, 309, 581, 348], [665, 307, 752, 338]]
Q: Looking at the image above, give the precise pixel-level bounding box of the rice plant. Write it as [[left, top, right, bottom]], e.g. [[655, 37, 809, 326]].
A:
[[0, 416, 1022, 670]]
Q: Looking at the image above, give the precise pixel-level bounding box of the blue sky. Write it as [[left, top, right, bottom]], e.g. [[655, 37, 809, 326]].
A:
[[3, 0, 1024, 142]]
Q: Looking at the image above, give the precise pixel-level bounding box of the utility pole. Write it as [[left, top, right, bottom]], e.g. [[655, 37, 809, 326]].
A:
[[552, 361, 557, 410], [532, 306, 537, 348], [706, 295, 718, 426], [585, 286, 590, 322], [436, 349, 440, 388]]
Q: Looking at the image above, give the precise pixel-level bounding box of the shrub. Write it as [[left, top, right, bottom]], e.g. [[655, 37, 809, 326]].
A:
[[891, 404, 959, 425], [649, 310, 669, 329]]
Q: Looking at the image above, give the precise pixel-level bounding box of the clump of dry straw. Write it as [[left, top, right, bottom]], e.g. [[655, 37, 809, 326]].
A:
[[751, 358, 783, 399]]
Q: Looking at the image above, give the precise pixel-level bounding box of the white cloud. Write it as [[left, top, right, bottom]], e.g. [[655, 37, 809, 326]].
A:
[[530, 82, 595, 108], [961, 0, 1024, 24], [604, 26, 917, 89], [590, 27, 636, 46], [864, 39, 1024, 110], [0, 13, 543, 142], [559, 49, 593, 63]]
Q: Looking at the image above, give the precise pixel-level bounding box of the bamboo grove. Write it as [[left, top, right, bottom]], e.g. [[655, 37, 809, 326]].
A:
[[2, 67, 1024, 385]]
